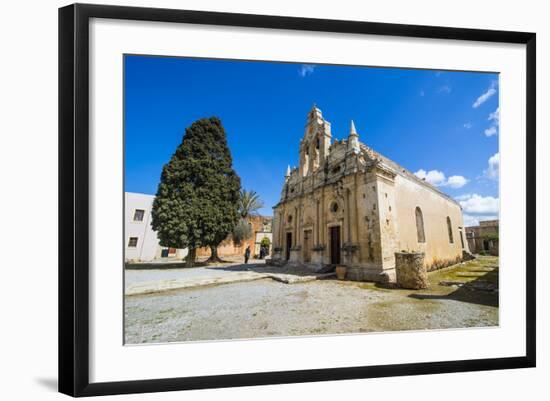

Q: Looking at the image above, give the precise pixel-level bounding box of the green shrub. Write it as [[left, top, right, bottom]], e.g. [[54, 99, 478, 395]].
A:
[[233, 219, 252, 246]]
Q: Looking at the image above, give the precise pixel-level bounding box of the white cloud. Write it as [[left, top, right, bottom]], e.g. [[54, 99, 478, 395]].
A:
[[488, 107, 500, 124], [483, 106, 500, 137], [459, 193, 500, 227], [455, 193, 474, 201], [414, 169, 468, 188], [473, 81, 498, 108], [438, 85, 452, 94], [484, 152, 499, 180], [458, 193, 499, 214], [463, 122, 472, 129], [446, 175, 469, 188], [420, 90, 425, 97], [463, 214, 479, 227], [414, 169, 446, 186], [484, 126, 498, 137], [299, 64, 315, 77]]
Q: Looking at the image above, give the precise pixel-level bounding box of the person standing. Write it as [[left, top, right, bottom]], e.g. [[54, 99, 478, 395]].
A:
[[244, 245, 251, 264]]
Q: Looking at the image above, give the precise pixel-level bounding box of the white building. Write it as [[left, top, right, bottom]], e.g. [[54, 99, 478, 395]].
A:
[[125, 192, 188, 262]]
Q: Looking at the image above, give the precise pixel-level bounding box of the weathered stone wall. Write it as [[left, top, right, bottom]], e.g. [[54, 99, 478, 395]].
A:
[[466, 220, 499, 255], [373, 168, 400, 270], [392, 174, 467, 270], [196, 216, 272, 258]]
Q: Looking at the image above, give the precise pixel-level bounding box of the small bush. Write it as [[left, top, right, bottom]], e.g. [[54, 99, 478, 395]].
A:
[[260, 236, 270, 248], [233, 219, 252, 246]]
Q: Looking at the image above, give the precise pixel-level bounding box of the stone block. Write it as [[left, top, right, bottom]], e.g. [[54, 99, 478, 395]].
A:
[[345, 266, 390, 283], [311, 249, 324, 265], [395, 252, 428, 289], [289, 248, 301, 263], [272, 248, 283, 261]]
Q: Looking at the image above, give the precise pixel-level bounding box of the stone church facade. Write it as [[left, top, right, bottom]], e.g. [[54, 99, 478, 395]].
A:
[[271, 106, 470, 282]]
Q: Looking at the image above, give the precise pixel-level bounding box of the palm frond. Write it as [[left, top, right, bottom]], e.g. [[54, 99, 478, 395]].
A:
[[238, 189, 264, 218]]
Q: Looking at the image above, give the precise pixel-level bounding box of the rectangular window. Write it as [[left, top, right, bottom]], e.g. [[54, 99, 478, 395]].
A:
[[133, 209, 145, 222], [128, 237, 138, 247]]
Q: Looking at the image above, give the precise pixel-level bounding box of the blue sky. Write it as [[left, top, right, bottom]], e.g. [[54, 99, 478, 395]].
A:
[[124, 55, 499, 226]]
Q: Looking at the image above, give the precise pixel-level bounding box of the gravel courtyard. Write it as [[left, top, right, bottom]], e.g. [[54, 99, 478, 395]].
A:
[[124, 256, 499, 344]]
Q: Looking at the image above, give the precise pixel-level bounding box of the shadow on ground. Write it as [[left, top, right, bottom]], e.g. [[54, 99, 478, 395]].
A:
[[126, 257, 241, 270], [408, 268, 499, 308], [126, 261, 209, 270], [210, 263, 333, 277]]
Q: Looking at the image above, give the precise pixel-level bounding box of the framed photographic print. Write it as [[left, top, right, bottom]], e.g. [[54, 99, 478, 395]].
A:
[[58, 3, 536, 397]]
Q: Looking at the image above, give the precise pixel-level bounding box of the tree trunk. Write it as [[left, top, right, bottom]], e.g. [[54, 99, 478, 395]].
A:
[[206, 245, 224, 263], [186, 247, 196, 268]]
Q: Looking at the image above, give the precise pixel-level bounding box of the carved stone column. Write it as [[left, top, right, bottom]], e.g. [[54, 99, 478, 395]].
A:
[[315, 199, 320, 244], [346, 188, 352, 243], [321, 187, 325, 245]]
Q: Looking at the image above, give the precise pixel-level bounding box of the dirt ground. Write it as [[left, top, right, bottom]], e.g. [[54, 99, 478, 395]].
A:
[[124, 256, 499, 344]]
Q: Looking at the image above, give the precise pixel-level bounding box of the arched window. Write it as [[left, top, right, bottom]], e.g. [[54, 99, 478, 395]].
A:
[[415, 207, 426, 243], [446, 216, 454, 243]]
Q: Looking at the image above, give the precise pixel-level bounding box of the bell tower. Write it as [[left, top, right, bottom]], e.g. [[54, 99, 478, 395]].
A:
[[299, 104, 332, 177]]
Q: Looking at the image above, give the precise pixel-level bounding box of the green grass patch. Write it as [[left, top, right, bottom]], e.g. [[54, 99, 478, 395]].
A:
[[428, 255, 499, 287]]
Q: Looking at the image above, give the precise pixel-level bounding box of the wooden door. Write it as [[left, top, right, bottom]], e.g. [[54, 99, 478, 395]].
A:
[[329, 226, 341, 265], [285, 232, 292, 260]]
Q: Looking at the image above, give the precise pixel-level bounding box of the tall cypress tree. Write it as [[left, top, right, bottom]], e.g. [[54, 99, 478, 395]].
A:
[[151, 117, 241, 267]]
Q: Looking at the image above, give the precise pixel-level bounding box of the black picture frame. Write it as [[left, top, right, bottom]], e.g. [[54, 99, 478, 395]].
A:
[[59, 3, 536, 397]]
